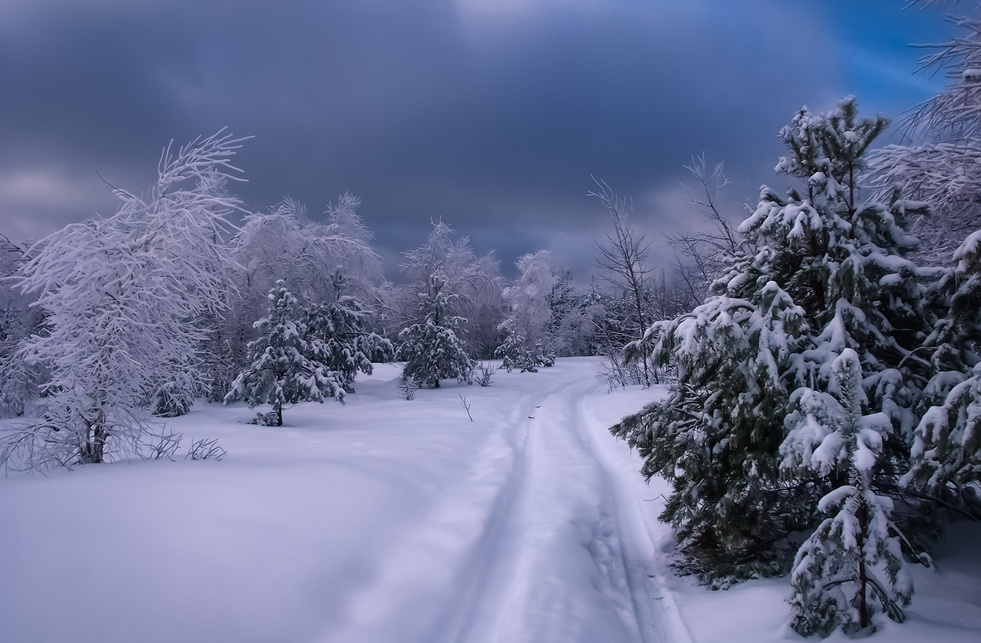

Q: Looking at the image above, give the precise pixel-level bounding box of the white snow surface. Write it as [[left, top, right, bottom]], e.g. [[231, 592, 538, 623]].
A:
[[2, 357, 980, 643]]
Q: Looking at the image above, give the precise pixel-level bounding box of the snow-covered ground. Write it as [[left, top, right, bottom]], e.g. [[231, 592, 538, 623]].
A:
[[2, 357, 979, 643]]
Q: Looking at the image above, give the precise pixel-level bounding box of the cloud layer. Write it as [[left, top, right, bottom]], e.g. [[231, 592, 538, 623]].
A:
[[0, 0, 950, 278]]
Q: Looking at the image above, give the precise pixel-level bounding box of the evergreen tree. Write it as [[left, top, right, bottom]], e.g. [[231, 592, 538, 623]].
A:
[[903, 229, 981, 504], [225, 282, 343, 426], [785, 349, 911, 635], [391, 219, 503, 360], [397, 275, 473, 389], [612, 281, 814, 582], [612, 98, 933, 598], [302, 272, 393, 393], [494, 332, 553, 373]]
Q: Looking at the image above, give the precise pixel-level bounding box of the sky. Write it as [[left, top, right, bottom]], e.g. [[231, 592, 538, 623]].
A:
[[0, 0, 957, 281]]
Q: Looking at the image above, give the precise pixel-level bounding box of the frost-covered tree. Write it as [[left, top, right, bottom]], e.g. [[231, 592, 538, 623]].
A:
[[5, 131, 245, 466], [545, 271, 602, 357], [389, 219, 503, 359], [225, 282, 343, 426], [869, 3, 981, 259], [233, 194, 382, 308], [591, 179, 654, 385], [222, 193, 384, 398], [0, 234, 43, 416], [612, 98, 933, 591], [497, 250, 557, 370], [784, 350, 911, 635], [397, 275, 474, 388], [668, 154, 743, 309], [302, 271, 393, 393]]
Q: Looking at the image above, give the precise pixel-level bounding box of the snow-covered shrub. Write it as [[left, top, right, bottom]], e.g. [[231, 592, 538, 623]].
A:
[[152, 379, 195, 418], [473, 362, 495, 387], [495, 333, 550, 373], [185, 437, 226, 461], [142, 428, 184, 461], [399, 377, 419, 401]]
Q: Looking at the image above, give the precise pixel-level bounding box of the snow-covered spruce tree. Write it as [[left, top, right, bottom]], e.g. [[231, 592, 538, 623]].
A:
[[219, 194, 384, 398], [5, 131, 245, 467], [902, 229, 981, 508], [612, 98, 933, 587], [397, 275, 474, 389], [495, 332, 546, 373], [612, 280, 815, 582], [784, 349, 911, 635], [302, 271, 393, 393], [389, 219, 503, 359], [225, 281, 343, 426], [545, 270, 601, 357]]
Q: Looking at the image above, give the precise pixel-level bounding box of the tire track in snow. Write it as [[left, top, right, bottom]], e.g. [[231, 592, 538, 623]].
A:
[[575, 385, 695, 643], [425, 377, 570, 643], [430, 373, 690, 643]]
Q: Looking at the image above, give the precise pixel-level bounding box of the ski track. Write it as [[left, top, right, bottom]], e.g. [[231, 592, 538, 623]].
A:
[[431, 375, 688, 643]]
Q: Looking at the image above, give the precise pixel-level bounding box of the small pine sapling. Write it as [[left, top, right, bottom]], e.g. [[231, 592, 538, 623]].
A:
[[397, 275, 474, 388], [785, 350, 911, 636], [225, 281, 343, 426]]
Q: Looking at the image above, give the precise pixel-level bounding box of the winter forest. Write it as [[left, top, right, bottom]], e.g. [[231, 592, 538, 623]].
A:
[[3, 3, 981, 643]]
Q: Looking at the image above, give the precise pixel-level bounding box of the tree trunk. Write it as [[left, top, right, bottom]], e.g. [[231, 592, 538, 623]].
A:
[[857, 499, 870, 629], [82, 412, 107, 464]]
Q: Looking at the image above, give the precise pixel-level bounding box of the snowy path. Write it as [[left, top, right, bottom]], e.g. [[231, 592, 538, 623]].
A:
[[327, 369, 689, 643], [434, 375, 678, 643]]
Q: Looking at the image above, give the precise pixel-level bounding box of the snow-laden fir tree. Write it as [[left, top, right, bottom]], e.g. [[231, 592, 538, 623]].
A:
[[225, 281, 343, 426], [765, 98, 933, 632], [903, 229, 981, 506], [544, 270, 601, 357], [784, 349, 911, 635], [391, 219, 503, 359], [397, 275, 474, 389], [612, 280, 814, 582], [302, 271, 393, 393], [218, 194, 384, 399], [612, 98, 933, 594], [4, 131, 245, 467]]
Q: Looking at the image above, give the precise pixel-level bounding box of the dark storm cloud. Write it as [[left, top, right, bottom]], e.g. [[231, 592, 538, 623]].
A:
[[0, 0, 951, 278]]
